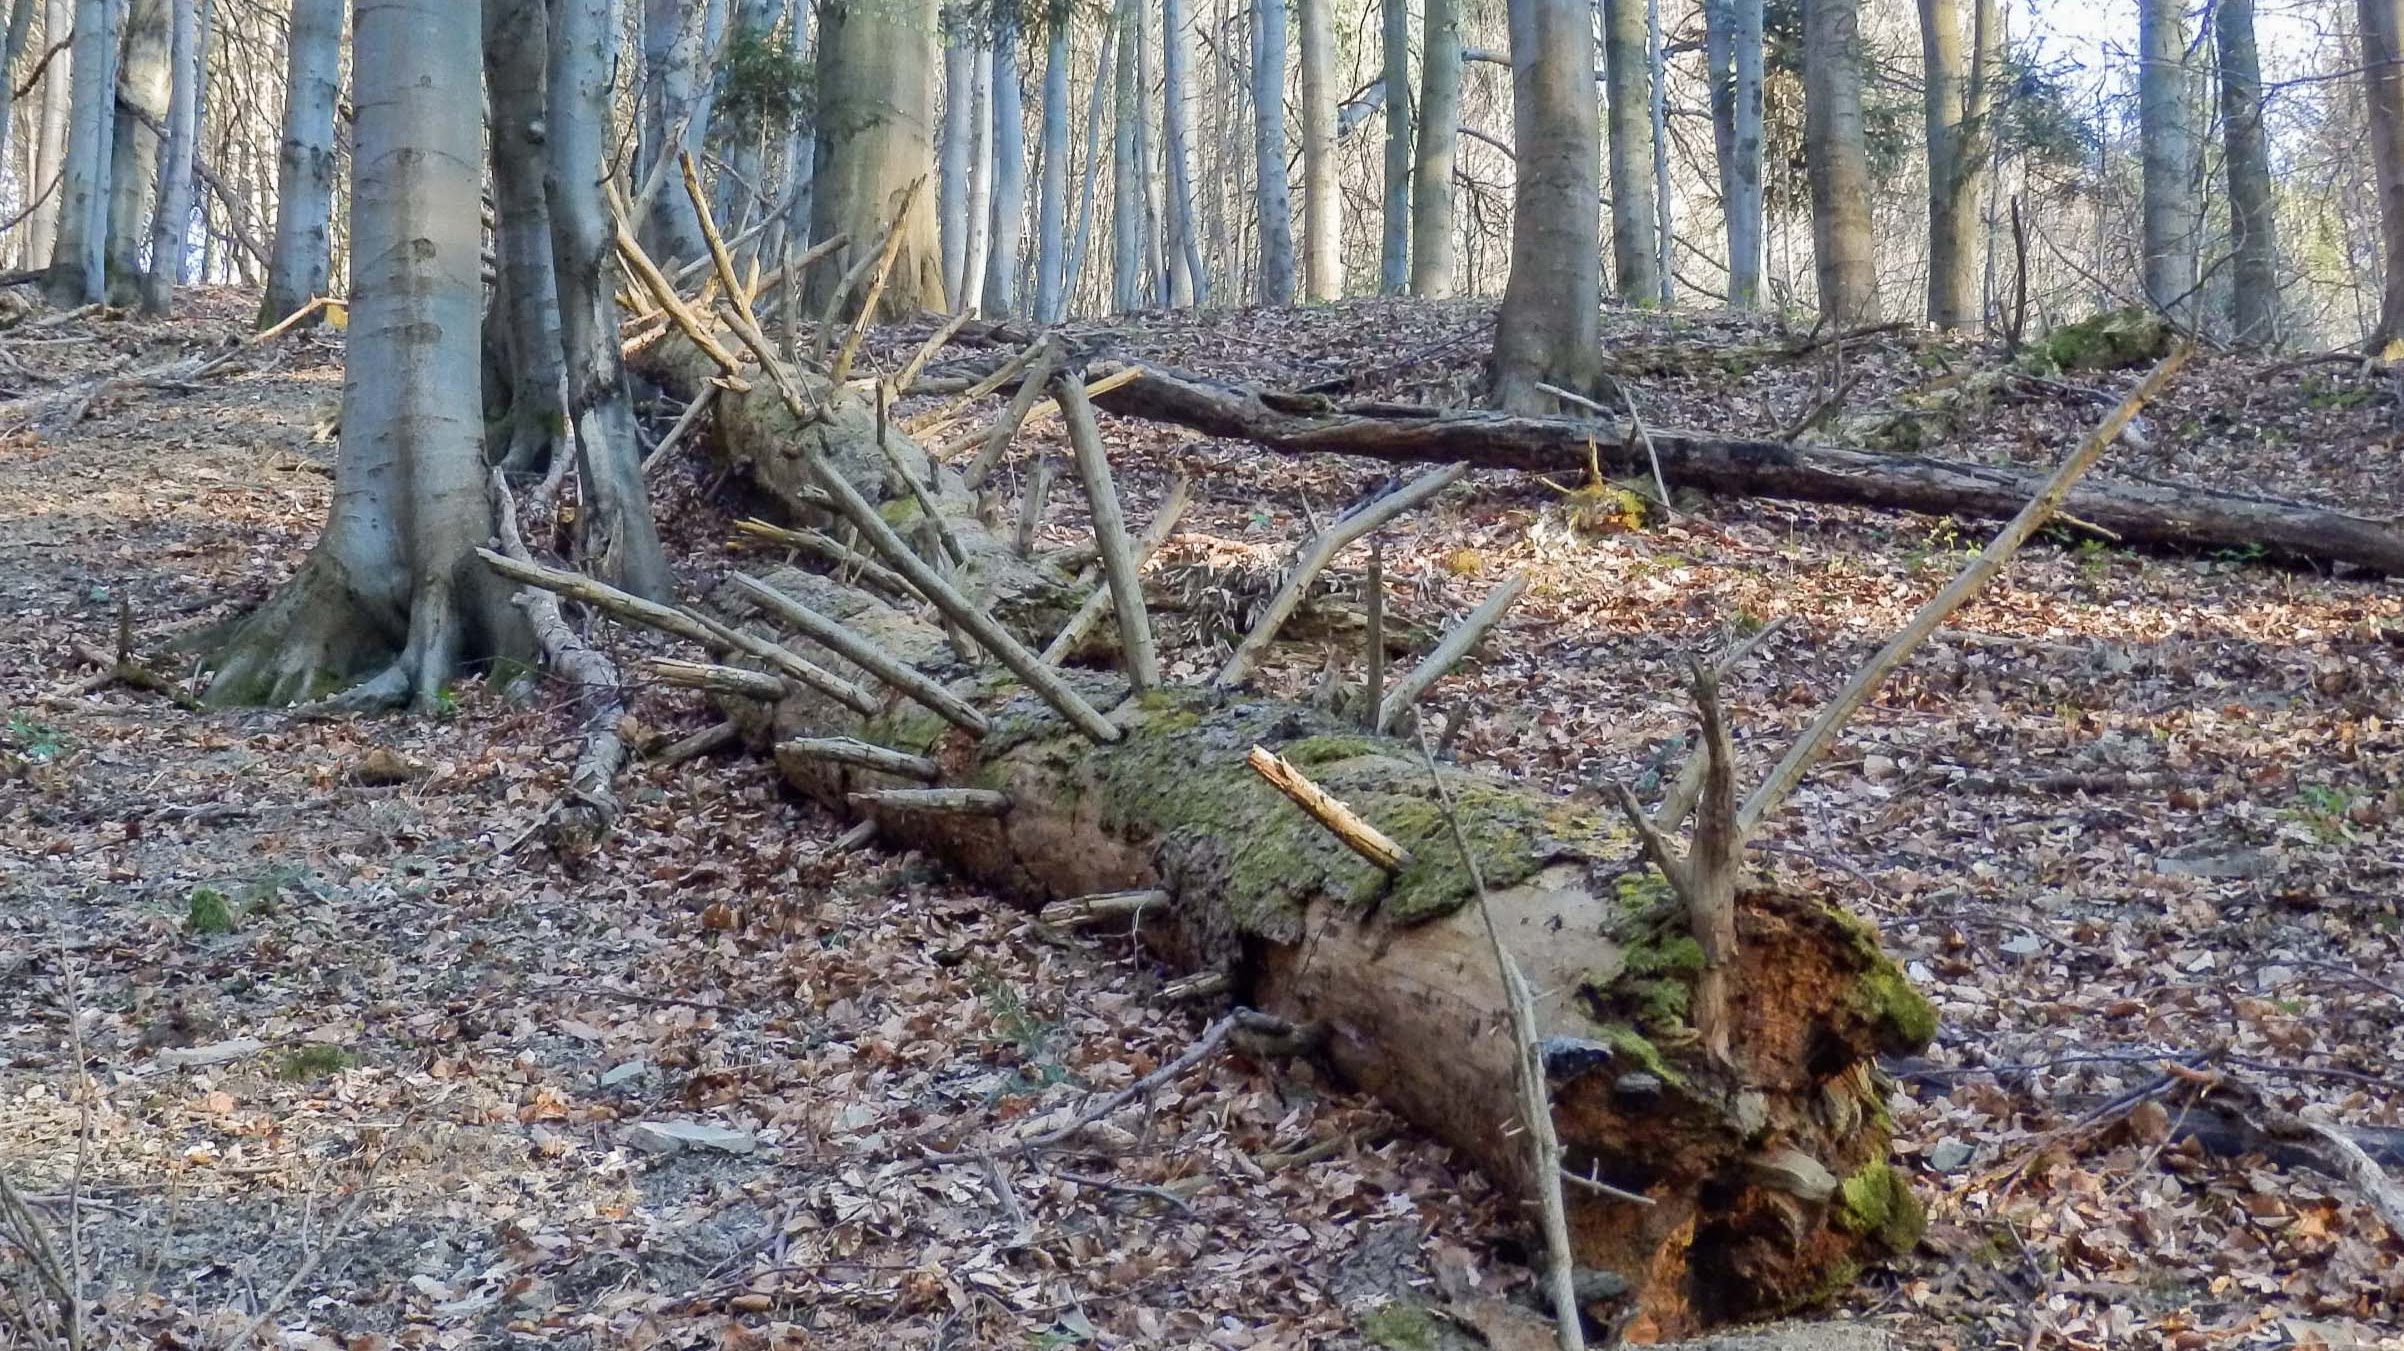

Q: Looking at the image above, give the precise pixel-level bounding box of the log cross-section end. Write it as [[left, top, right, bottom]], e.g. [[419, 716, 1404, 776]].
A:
[[1246, 745, 1415, 872]]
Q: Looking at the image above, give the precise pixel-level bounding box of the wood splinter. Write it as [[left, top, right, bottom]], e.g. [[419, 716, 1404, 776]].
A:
[[1247, 745, 1415, 873]]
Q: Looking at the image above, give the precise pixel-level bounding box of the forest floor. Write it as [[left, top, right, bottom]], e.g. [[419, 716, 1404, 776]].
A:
[[2, 290, 2402, 1350]]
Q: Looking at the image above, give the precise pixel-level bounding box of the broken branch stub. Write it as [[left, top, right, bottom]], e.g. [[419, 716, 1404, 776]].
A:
[[1055, 368, 1160, 691], [1377, 572, 1527, 733], [1246, 745, 1415, 872]]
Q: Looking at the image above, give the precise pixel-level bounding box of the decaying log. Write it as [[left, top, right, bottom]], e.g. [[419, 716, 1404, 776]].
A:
[[1074, 362, 2404, 574], [610, 334, 1942, 1338], [1247, 745, 1416, 872], [1040, 888, 1169, 929]]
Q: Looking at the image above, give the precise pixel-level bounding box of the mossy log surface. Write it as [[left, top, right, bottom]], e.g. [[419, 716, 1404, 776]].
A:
[[639, 340, 1937, 1336]]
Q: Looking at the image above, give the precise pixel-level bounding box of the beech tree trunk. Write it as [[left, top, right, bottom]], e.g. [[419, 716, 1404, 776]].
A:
[[1705, 0, 1764, 309], [1252, 0, 1295, 304], [0, 0, 38, 269], [2358, 0, 2404, 349], [546, 0, 672, 598], [1492, 0, 1603, 412], [257, 0, 339, 326], [940, 22, 974, 305], [631, 334, 1936, 1341], [208, 0, 520, 711], [103, 0, 169, 299], [1602, 0, 1662, 304], [137, 0, 195, 315], [1408, 0, 1458, 296], [1918, 0, 1991, 330], [1034, 6, 1070, 321], [2217, 0, 2278, 348], [45, 0, 117, 305], [1162, 0, 1207, 306], [1803, 0, 1879, 324], [1379, 0, 1410, 294], [983, 11, 1027, 317], [2139, 0, 2200, 324], [807, 0, 947, 317], [964, 44, 994, 307], [1297, 0, 1338, 300], [639, 0, 713, 268], [28, 0, 71, 268], [1111, 0, 1142, 312], [485, 0, 569, 474]]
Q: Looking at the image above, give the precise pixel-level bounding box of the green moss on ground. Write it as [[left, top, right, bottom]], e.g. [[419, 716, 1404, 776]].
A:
[[1833, 1161, 1926, 1255], [1825, 906, 1940, 1052], [1354, 1301, 1442, 1351], [2033, 307, 2171, 373]]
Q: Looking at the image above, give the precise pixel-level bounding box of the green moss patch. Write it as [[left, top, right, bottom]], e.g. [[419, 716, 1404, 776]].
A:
[[1833, 1161, 1926, 1255], [1354, 1301, 1442, 1351], [2033, 307, 2171, 373]]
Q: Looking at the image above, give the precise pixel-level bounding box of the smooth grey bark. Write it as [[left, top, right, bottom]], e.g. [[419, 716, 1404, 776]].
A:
[[2138, 0, 2200, 322], [940, 23, 973, 305], [964, 42, 992, 306], [1648, 0, 1671, 305], [1602, 0, 1662, 303], [1131, 0, 1162, 304], [983, 9, 1026, 316], [1297, 0, 1336, 299], [1162, 0, 1207, 305], [639, 0, 712, 267], [1704, 0, 1763, 307], [137, 0, 194, 314], [2216, 0, 2277, 347], [485, 0, 568, 473], [1034, 7, 1069, 321], [28, 0, 70, 267], [1918, 0, 1992, 328], [1063, 5, 1116, 312], [208, 0, 520, 711], [547, 0, 672, 599], [103, 0, 168, 297], [1378, 0, 1409, 292], [805, 0, 947, 316], [45, 0, 117, 304], [258, 0, 338, 325], [2363, 0, 2404, 348], [1111, 0, 1141, 311], [1803, 0, 1878, 323], [1251, 0, 1293, 303], [721, 0, 781, 235], [777, 0, 814, 264], [1408, 0, 1457, 295], [0, 0, 39, 267], [1491, 0, 1602, 412]]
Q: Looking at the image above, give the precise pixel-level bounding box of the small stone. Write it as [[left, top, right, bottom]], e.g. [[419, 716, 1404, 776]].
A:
[[1863, 754, 1900, 783], [1611, 1072, 1664, 1105], [1540, 1036, 1616, 1082], [1927, 1137, 1976, 1173], [1999, 933, 2044, 957], [623, 1120, 757, 1156], [598, 1060, 649, 1088], [157, 1037, 264, 1069], [1748, 1147, 1838, 1202]]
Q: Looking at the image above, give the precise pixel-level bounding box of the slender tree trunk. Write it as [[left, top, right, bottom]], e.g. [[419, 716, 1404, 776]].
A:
[[0, 0, 37, 261], [1112, 0, 1142, 311], [806, 0, 948, 316], [45, 0, 117, 305], [1163, 0, 1208, 304], [257, 0, 338, 325], [2357, 0, 2404, 348], [1648, 0, 1673, 305], [547, 0, 671, 599], [723, 0, 780, 236], [1408, 0, 1457, 296], [1603, 0, 1662, 303], [780, 0, 816, 262], [983, 10, 1026, 315], [2216, 0, 2276, 347], [639, 0, 711, 267], [137, 0, 194, 314], [2139, 0, 2200, 323], [485, 0, 568, 473], [1378, 0, 1409, 293], [1251, 0, 1294, 303], [1492, 0, 1603, 412], [1034, 6, 1069, 321], [27, 0, 70, 267], [1918, 0, 1989, 329], [1297, 0, 1337, 299], [1706, 0, 1763, 308], [964, 43, 993, 306], [1803, 0, 1879, 324], [1065, 5, 1116, 310], [102, 0, 168, 298], [940, 23, 974, 306], [208, 0, 522, 711], [1132, 0, 1164, 304]]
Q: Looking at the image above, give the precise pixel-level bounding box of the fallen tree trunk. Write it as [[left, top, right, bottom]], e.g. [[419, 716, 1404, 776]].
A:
[[1064, 364, 2404, 574], [632, 339, 1939, 1338]]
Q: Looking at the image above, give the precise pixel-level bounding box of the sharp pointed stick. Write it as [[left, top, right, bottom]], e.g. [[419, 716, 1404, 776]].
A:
[[1013, 453, 1055, 559], [727, 572, 993, 734], [686, 611, 885, 718], [731, 518, 914, 597], [1246, 745, 1414, 872], [1041, 475, 1190, 663], [1363, 538, 1384, 731], [641, 657, 788, 701], [871, 382, 970, 568], [1053, 369, 1159, 690], [830, 176, 927, 386], [607, 183, 751, 383], [961, 338, 1067, 490], [1375, 572, 1526, 733], [1038, 888, 1168, 929], [897, 310, 974, 392], [641, 384, 718, 479], [1737, 346, 2193, 841], [1653, 616, 1790, 832], [945, 365, 1144, 471], [1217, 463, 1469, 689], [1682, 662, 1740, 1063], [779, 736, 942, 782], [813, 245, 886, 361]]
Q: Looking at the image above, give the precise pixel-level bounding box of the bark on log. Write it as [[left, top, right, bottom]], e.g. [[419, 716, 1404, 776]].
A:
[[633, 338, 1940, 1337], [1076, 364, 2404, 574]]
